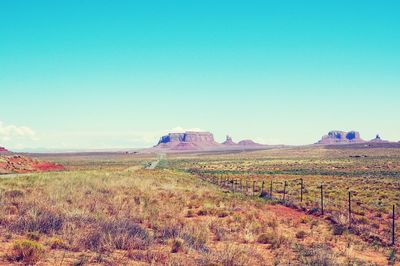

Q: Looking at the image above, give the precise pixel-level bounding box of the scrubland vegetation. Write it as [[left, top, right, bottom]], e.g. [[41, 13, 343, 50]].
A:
[[0, 147, 398, 265], [169, 147, 400, 247]]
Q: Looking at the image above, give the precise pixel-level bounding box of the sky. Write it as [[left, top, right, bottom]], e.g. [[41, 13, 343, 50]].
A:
[[1, 0, 400, 151]]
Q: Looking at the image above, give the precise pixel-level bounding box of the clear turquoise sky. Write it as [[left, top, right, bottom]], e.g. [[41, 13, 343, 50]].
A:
[[1, 1, 399, 150]]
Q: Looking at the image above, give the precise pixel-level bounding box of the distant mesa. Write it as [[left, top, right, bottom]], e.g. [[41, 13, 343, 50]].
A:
[[0, 146, 9, 153], [316, 131, 365, 145], [316, 131, 396, 146], [153, 131, 267, 152], [156, 131, 220, 151]]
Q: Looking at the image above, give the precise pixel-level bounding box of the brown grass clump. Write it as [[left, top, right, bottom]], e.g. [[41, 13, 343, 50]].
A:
[[296, 244, 337, 266], [198, 244, 263, 266], [295, 230, 307, 240], [171, 238, 184, 253], [48, 237, 68, 249], [8, 240, 45, 264], [257, 229, 287, 248], [10, 207, 65, 234], [79, 218, 151, 251]]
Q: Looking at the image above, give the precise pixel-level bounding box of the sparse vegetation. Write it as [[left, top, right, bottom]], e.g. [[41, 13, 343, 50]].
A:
[[0, 147, 398, 264]]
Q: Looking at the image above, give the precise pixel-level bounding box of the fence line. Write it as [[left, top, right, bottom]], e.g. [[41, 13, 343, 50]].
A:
[[192, 170, 398, 247]]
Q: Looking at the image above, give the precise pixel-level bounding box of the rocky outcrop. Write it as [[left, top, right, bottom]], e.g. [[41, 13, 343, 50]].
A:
[[0, 147, 8, 153], [222, 136, 237, 145], [370, 134, 389, 143], [317, 131, 365, 145], [156, 131, 220, 150]]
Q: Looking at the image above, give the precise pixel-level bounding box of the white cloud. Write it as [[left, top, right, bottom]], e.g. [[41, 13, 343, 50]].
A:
[[0, 121, 38, 144]]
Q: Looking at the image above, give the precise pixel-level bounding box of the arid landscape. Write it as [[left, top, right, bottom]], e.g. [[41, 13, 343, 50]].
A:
[[1, 143, 399, 265], [2, 1, 399, 265]]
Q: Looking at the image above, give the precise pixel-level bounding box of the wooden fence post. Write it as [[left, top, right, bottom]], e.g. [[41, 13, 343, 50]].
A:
[[261, 181, 265, 197], [348, 191, 352, 227], [270, 180, 273, 199], [300, 178, 303, 202], [320, 183, 324, 215], [392, 204, 395, 246], [283, 181, 287, 201]]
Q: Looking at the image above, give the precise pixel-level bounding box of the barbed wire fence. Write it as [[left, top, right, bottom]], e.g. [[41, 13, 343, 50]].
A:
[[190, 169, 398, 248]]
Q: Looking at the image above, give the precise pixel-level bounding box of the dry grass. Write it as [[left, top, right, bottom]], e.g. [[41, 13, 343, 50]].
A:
[[0, 151, 397, 265]]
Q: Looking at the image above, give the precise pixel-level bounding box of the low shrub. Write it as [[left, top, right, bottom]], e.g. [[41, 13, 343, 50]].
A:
[[298, 244, 337, 266], [181, 224, 209, 252], [5, 205, 18, 215], [4, 189, 24, 198], [332, 224, 347, 235], [11, 208, 65, 234], [27, 232, 40, 241], [8, 240, 45, 264], [295, 230, 307, 240], [49, 237, 68, 249], [257, 229, 287, 248], [80, 218, 151, 251], [171, 238, 184, 253]]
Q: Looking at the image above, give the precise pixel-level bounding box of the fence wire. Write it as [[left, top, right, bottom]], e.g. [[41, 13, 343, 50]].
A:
[[192, 170, 399, 247]]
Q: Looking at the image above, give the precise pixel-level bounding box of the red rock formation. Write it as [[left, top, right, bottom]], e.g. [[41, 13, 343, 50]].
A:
[[222, 136, 237, 145], [317, 131, 365, 145], [156, 131, 220, 150], [153, 131, 267, 152]]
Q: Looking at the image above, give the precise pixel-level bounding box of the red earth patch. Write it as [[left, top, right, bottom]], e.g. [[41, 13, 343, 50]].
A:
[[0, 155, 65, 174]]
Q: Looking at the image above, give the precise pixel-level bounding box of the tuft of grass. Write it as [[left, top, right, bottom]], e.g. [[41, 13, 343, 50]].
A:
[[257, 229, 287, 248], [10, 207, 65, 234], [49, 237, 68, 249], [332, 224, 347, 236], [8, 240, 45, 264], [27, 231, 40, 241], [171, 238, 184, 253], [295, 230, 307, 240], [81, 218, 151, 251], [297, 244, 337, 266]]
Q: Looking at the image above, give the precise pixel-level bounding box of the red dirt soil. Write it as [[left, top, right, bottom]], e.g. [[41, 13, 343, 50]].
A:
[[0, 155, 65, 174]]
